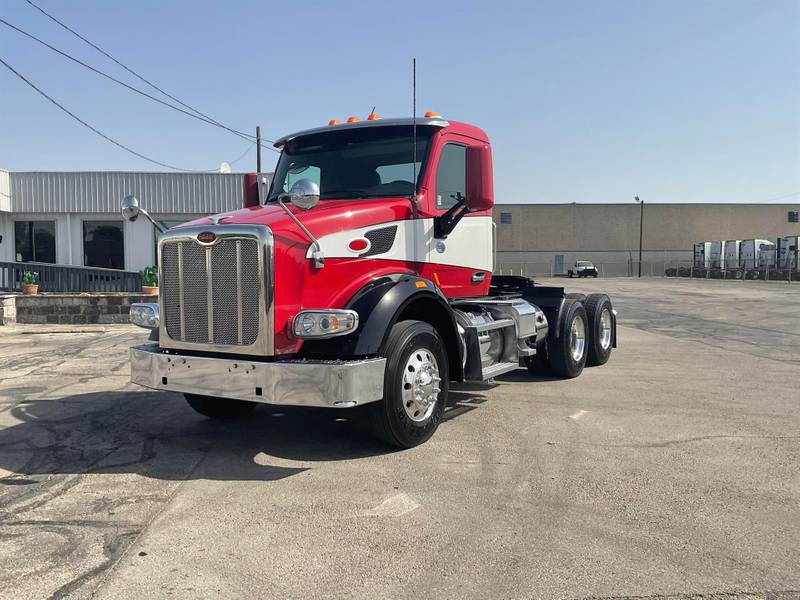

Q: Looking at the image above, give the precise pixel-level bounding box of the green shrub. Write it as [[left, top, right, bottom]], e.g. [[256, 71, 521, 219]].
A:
[[141, 266, 158, 287], [22, 271, 39, 285]]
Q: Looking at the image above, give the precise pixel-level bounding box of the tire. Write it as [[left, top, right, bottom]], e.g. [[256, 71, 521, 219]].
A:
[[369, 320, 448, 449], [568, 272, 574, 278], [565, 292, 587, 302], [548, 299, 588, 378], [584, 294, 614, 366], [184, 394, 257, 419]]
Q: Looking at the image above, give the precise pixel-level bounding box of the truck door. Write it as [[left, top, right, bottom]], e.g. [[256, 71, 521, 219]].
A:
[[425, 138, 493, 296]]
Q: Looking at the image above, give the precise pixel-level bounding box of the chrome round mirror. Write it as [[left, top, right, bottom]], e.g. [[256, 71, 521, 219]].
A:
[[288, 179, 320, 210], [121, 195, 140, 221]]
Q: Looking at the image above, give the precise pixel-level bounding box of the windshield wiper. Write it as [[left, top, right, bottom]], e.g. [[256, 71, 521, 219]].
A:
[[267, 189, 377, 202], [319, 189, 372, 199]]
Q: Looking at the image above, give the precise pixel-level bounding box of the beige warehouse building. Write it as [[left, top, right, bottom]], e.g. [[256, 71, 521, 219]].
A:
[[492, 203, 800, 276]]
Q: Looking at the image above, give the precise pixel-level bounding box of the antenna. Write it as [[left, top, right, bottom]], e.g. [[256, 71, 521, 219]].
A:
[[412, 58, 417, 198]]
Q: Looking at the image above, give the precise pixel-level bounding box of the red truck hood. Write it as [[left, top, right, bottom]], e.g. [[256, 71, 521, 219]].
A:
[[179, 197, 413, 238]]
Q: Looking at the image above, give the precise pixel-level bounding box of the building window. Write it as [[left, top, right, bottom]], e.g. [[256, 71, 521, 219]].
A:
[[435, 143, 466, 209], [84, 221, 124, 270], [14, 221, 56, 263], [500, 212, 513, 225], [789, 211, 799, 223]]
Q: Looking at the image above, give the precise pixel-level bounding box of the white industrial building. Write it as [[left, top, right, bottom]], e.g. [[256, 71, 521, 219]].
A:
[[0, 170, 254, 273]]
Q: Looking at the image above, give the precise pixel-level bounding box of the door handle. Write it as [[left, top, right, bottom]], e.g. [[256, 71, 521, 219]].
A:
[[471, 271, 486, 283]]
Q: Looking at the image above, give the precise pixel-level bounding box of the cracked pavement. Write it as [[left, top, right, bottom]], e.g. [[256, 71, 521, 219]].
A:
[[0, 279, 798, 599]]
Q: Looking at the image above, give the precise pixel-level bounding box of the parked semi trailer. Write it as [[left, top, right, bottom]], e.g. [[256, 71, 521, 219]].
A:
[[708, 240, 725, 277], [691, 242, 712, 277], [777, 235, 799, 279], [722, 240, 742, 278], [120, 114, 617, 448], [741, 239, 776, 278]]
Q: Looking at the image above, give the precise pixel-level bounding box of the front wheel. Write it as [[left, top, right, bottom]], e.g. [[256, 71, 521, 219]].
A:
[[370, 320, 448, 448], [184, 394, 257, 419]]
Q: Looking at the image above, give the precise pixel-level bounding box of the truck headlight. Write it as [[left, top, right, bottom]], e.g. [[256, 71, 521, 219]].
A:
[[292, 309, 358, 339], [130, 303, 160, 329]]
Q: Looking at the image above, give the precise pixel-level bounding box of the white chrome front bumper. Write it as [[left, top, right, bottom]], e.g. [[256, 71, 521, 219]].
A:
[[129, 344, 386, 408]]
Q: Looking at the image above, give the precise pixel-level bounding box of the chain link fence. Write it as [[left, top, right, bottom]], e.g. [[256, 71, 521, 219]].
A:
[[495, 248, 799, 281], [494, 261, 674, 278], [665, 260, 799, 283]]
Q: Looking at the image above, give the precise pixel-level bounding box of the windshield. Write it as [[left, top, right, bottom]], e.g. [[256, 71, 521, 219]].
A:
[[577, 261, 593, 267], [267, 125, 435, 202]]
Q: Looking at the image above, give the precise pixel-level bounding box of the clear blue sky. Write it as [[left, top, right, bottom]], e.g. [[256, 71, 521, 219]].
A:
[[1, 0, 798, 204]]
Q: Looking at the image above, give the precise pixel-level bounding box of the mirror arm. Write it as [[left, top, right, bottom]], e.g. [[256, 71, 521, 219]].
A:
[[434, 198, 468, 239], [277, 195, 324, 268], [138, 208, 167, 234]]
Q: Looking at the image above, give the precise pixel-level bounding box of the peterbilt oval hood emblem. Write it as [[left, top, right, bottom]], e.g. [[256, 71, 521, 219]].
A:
[[197, 231, 217, 244]]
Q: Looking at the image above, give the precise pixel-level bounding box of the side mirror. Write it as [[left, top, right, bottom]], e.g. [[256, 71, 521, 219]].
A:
[[120, 195, 166, 233], [286, 178, 320, 210], [121, 195, 140, 221], [465, 144, 494, 212]]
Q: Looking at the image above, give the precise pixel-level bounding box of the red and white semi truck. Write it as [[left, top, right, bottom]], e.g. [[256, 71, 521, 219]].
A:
[[122, 114, 617, 448]]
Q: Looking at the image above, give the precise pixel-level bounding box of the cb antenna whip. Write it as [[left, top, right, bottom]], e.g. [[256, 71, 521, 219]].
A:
[[412, 58, 417, 198]]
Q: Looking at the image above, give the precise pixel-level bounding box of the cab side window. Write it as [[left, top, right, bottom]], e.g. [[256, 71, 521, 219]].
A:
[[435, 143, 466, 210]]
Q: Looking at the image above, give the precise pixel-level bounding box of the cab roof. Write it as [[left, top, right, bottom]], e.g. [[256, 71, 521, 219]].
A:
[[273, 117, 488, 148]]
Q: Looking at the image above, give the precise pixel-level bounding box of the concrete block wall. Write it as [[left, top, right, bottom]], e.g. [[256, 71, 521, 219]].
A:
[[2, 294, 153, 325]]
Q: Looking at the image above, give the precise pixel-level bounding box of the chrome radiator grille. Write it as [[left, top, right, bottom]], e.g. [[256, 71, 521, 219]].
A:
[[161, 236, 261, 347]]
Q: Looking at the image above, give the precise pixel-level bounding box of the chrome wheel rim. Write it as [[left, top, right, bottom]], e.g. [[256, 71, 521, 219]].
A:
[[600, 308, 612, 350], [401, 347, 441, 422], [570, 315, 586, 362]]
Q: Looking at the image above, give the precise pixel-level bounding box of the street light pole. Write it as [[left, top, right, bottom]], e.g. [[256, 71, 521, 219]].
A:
[[635, 195, 644, 278]]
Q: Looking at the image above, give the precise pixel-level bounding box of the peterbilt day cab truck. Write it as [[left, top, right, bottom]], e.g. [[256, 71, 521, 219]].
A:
[[122, 114, 617, 448]]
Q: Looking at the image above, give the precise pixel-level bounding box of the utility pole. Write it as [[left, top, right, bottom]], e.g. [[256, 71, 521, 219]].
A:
[[256, 126, 262, 173], [635, 195, 644, 277]]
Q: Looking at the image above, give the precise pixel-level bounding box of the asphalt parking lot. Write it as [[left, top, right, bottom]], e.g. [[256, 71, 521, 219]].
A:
[[1, 278, 798, 600]]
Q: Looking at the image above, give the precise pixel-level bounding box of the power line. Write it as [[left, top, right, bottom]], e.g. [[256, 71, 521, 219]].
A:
[[24, 0, 234, 128], [0, 16, 278, 149], [754, 191, 800, 204], [0, 55, 214, 172], [228, 143, 253, 167]]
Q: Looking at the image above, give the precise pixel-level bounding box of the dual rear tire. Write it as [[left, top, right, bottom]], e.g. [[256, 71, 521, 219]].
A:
[[527, 293, 613, 378]]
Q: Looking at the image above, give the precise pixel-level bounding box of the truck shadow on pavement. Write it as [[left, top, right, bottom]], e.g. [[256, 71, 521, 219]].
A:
[[0, 387, 490, 486]]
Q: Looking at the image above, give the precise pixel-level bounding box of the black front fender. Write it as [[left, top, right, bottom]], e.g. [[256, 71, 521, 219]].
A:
[[299, 274, 464, 380]]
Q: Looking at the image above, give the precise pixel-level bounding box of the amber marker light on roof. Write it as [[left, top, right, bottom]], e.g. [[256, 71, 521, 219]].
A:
[[346, 116, 360, 123], [424, 111, 441, 118], [367, 113, 381, 120], [328, 119, 341, 126]]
